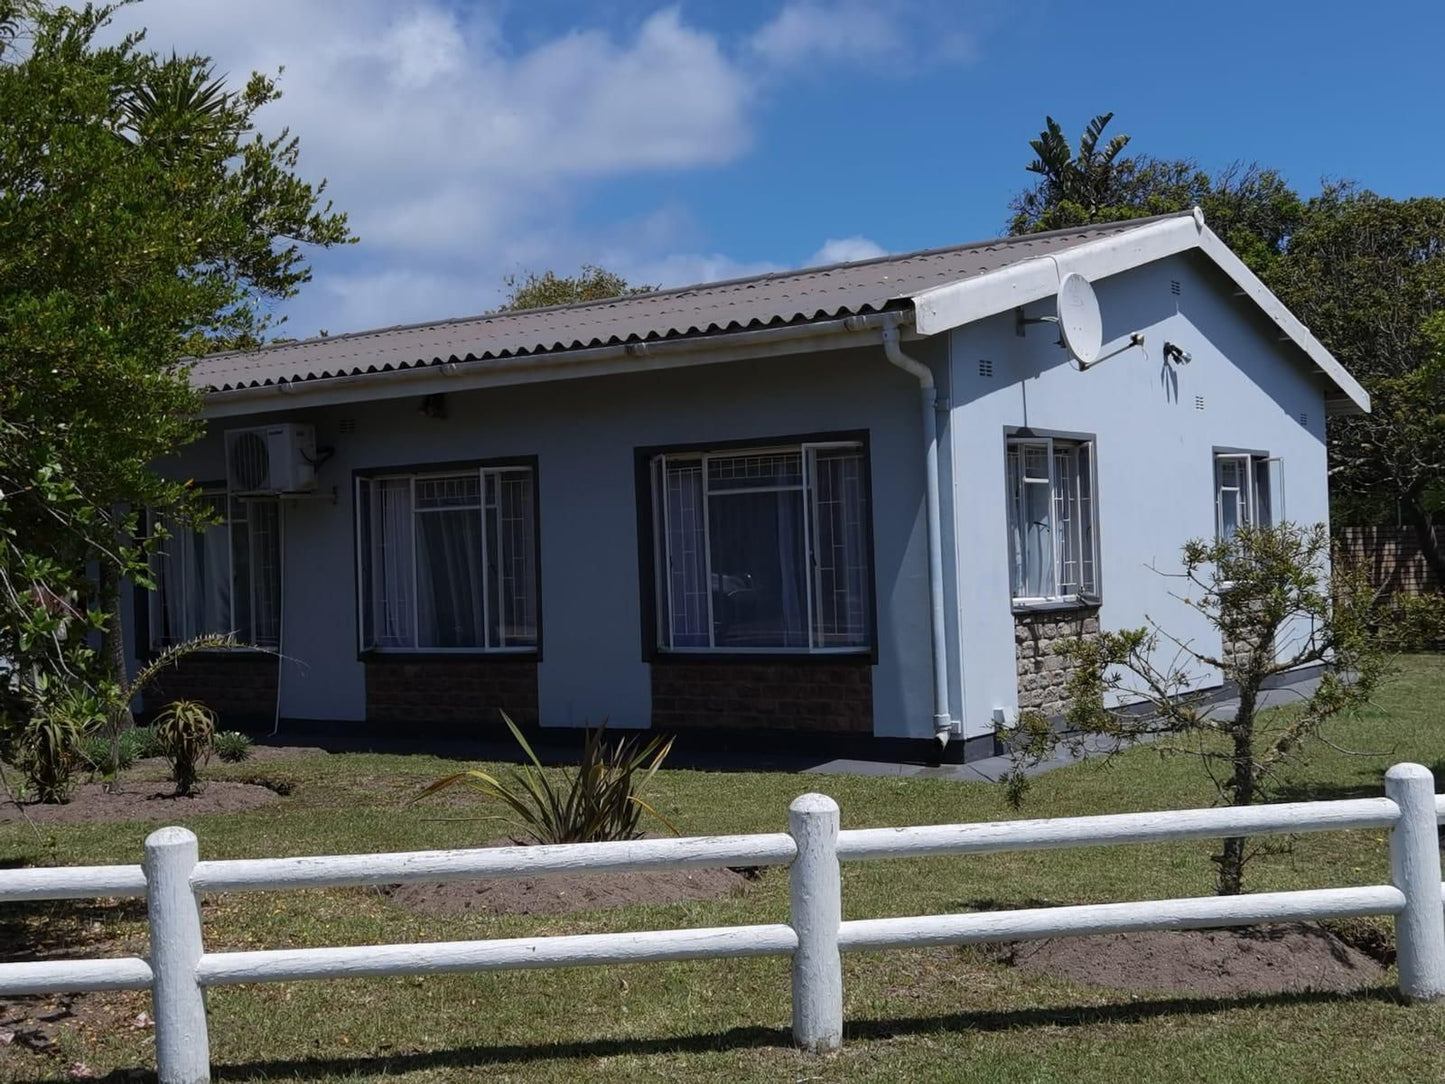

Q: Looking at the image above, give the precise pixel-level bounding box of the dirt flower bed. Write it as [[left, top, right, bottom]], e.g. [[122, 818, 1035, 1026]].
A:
[[996, 922, 1386, 996], [382, 859, 758, 917], [0, 780, 282, 825]]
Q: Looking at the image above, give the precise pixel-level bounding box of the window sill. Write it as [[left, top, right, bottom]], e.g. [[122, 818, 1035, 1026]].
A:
[[360, 650, 540, 664], [652, 649, 874, 666], [1011, 597, 1101, 616]]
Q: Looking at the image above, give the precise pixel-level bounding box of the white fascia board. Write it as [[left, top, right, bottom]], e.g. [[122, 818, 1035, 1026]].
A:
[[1194, 229, 1370, 415], [911, 215, 1204, 336], [910, 214, 1371, 416]]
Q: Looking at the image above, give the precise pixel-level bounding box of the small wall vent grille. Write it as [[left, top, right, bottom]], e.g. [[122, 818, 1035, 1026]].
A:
[[338, 418, 358, 435], [1298, 412, 1309, 427], [1170, 280, 1182, 296], [1195, 395, 1206, 411], [978, 359, 994, 378]]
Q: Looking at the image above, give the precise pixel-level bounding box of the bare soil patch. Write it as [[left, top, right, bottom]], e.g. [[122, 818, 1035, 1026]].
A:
[[997, 922, 1385, 996], [0, 780, 281, 825], [382, 865, 756, 917]]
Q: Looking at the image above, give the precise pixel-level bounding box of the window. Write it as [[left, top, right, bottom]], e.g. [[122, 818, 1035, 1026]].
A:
[[152, 493, 281, 648], [649, 440, 872, 653], [1005, 436, 1099, 603], [1214, 453, 1278, 540], [356, 464, 538, 652]]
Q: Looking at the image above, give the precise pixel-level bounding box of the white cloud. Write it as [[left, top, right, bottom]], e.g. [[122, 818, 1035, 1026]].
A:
[[98, 2, 974, 334], [809, 236, 888, 265], [750, 1, 978, 70]]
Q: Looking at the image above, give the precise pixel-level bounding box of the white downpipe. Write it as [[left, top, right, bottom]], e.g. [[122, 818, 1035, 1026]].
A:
[[878, 317, 954, 747]]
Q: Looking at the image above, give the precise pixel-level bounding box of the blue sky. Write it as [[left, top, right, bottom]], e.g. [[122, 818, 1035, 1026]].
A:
[[120, 0, 1445, 337]]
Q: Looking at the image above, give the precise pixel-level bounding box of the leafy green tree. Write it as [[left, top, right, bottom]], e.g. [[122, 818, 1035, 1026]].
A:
[[499, 265, 653, 311], [0, 2, 352, 746], [1271, 191, 1445, 578], [1008, 114, 1307, 280], [1004, 523, 1388, 896]]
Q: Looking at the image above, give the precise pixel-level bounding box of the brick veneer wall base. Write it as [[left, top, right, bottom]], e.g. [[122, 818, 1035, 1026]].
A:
[[651, 661, 873, 734], [1015, 608, 1100, 719], [147, 654, 278, 722], [365, 659, 539, 728]]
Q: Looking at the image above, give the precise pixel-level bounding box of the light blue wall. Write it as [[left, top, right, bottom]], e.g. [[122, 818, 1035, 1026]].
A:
[[151, 345, 942, 738], [947, 251, 1331, 736]]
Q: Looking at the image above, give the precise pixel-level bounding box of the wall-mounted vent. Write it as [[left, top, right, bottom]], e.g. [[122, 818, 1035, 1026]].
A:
[[978, 359, 994, 378], [1298, 412, 1309, 428], [338, 417, 358, 435], [1170, 279, 1182, 296], [1195, 395, 1206, 411]]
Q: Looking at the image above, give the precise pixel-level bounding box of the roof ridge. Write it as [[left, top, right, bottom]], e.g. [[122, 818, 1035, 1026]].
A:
[[193, 211, 1193, 364]]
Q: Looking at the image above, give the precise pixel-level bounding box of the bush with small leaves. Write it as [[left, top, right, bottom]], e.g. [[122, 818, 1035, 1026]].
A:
[[152, 700, 217, 796], [214, 730, 254, 763]]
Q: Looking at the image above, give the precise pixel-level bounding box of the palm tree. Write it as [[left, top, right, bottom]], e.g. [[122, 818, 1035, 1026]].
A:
[[1024, 112, 1133, 221]]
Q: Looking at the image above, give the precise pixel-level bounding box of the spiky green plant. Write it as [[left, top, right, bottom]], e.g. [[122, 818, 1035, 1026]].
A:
[[15, 687, 106, 803], [152, 699, 216, 796], [414, 714, 675, 845], [214, 730, 253, 763]]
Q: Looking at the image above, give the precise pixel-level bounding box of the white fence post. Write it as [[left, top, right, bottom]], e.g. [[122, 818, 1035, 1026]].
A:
[[1385, 763, 1445, 1001], [789, 793, 843, 1052], [145, 827, 212, 1084]]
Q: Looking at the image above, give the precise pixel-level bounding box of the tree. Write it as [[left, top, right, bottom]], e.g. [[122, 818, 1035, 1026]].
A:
[[1004, 523, 1387, 896], [0, 2, 352, 751], [1008, 114, 1308, 281], [1270, 191, 1445, 578], [498, 265, 653, 311]]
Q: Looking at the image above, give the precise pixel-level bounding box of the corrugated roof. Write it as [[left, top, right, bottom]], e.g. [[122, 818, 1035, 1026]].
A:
[[191, 213, 1190, 393]]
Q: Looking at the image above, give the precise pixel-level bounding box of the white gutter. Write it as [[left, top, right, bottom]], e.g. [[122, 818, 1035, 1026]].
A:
[[875, 315, 955, 749]]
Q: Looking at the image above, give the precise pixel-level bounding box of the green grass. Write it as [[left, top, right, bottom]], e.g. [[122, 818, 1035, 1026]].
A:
[[4, 656, 1445, 1082]]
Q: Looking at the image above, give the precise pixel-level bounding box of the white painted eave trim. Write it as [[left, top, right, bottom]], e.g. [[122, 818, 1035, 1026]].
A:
[[199, 313, 918, 420], [909, 213, 1370, 416]]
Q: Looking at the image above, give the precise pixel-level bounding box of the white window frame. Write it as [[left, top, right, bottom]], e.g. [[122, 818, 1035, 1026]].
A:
[[149, 489, 283, 650], [1214, 452, 1282, 540], [1006, 435, 1100, 606], [355, 464, 538, 655], [650, 440, 872, 655]]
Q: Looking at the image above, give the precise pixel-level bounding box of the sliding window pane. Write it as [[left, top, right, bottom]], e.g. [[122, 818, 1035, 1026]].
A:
[[663, 461, 709, 648], [811, 448, 870, 647], [497, 471, 537, 647], [708, 486, 809, 649]]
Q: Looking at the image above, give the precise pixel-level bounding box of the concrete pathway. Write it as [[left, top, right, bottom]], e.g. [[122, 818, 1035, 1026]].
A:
[[801, 670, 1325, 783]]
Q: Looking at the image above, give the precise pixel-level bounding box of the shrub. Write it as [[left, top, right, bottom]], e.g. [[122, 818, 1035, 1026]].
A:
[[152, 700, 217, 796], [415, 713, 674, 845], [214, 730, 254, 763], [15, 689, 104, 803], [80, 729, 144, 776], [132, 726, 164, 759]]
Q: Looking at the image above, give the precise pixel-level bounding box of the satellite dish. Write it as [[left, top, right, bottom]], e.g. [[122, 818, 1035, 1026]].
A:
[[1056, 273, 1103, 366]]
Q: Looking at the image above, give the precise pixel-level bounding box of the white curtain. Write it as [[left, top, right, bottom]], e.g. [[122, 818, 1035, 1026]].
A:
[[370, 479, 415, 647], [156, 510, 230, 643]]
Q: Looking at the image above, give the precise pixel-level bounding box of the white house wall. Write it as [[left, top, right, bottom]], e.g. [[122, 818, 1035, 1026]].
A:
[[145, 344, 941, 738], [948, 250, 1331, 736]]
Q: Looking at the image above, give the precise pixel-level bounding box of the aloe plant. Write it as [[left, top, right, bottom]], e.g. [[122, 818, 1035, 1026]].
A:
[[152, 698, 217, 796], [414, 714, 675, 845]]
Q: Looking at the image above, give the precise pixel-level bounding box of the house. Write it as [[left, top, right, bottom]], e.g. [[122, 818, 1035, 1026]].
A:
[[123, 209, 1369, 761]]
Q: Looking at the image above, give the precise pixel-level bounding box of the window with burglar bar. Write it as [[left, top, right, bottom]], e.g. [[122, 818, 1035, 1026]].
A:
[[1005, 436, 1099, 603], [650, 441, 872, 653], [1215, 452, 1279, 541], [151, 492, 281, 649], [356, 465, 537, 652]]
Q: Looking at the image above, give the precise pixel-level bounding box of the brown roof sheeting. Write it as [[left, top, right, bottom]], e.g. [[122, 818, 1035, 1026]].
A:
[[192, 215, 1187, 393]]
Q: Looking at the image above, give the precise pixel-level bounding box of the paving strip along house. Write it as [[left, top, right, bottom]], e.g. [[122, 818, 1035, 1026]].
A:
[[127, 209, 1369, 761]]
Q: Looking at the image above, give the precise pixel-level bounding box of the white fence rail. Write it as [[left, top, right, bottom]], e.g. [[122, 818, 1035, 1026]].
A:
[[3, 763, 1445, 1083]]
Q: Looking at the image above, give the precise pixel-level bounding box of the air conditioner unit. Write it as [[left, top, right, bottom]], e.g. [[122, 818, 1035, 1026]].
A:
[[224, 424, 317, 495]]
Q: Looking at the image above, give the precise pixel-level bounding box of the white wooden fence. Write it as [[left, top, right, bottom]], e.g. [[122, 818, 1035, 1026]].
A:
[[4, 762, 1445, 1084]]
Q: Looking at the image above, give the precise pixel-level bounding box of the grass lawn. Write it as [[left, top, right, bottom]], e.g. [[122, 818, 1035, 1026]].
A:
[[3, 655, 1445, 1082]]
